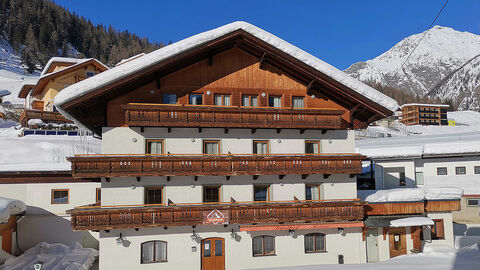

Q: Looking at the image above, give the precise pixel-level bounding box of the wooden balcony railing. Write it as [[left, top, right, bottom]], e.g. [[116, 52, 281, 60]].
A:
[[122, 103, 346, 129], [68, 154, 365, 178], [19, 109, 73, 127], [67, 199, 366, 230]]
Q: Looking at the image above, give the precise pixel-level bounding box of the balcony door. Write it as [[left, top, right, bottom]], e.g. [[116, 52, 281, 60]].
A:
[[201, 237, 225, 270]]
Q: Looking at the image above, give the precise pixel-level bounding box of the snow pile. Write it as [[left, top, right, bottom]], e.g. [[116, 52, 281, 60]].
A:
[[0, 131, 101, 172], [27, 118, 44, 126], [1, 242, 98, 270], [0, 197, 26, 223], [249, 244, 480, 270], [358, 188, 463, 203], [55, 21, 398, 127], [390, 217, 434, 227]]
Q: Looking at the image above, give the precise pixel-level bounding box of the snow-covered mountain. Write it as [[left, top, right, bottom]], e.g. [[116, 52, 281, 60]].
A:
[[346, 26, 480, 110], [0, 36, 39, 105]]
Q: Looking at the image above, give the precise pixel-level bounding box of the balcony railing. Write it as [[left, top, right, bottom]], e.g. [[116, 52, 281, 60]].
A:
[[68, 154, 365, 178], [122, 103, 346, 130], [67, 199, 366, 230], [19, 109, 73, 127]]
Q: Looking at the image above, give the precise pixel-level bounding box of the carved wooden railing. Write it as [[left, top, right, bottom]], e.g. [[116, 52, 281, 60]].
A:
[[68, 154, 364, 178], [19, 109, 73, 127], [122, 103, 346, 129], [68, 199, 366, 230]]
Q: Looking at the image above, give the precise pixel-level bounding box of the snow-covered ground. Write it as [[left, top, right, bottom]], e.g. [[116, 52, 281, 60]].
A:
[[0, 69, 38, 105], [0, 242, 98, 270], [0, 127, 101, 172], [247, 245, 480, 270]]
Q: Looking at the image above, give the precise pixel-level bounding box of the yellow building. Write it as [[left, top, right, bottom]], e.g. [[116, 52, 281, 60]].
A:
[[18, 57, 108, 127]]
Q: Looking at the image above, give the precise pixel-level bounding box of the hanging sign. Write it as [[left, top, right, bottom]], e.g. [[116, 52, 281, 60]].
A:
[[203, 209, 229, 225]]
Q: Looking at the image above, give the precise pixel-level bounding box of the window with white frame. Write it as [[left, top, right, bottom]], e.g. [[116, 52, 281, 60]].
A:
[[467, 198, 480, 207]]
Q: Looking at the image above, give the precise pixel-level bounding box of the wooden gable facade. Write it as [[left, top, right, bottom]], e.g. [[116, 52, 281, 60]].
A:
[[59, 30, 393, 135]]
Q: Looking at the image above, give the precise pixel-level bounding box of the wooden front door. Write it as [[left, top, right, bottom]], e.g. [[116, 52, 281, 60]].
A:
[[389, 227, 407, 258], [202, 237, 225, 270], [1, 228, 13, 254]]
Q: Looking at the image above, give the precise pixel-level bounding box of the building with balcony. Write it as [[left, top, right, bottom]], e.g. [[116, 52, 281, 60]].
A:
[[17, 57, 108, 128], [47, 21, 452, 269], [399, 103, 449, 126]]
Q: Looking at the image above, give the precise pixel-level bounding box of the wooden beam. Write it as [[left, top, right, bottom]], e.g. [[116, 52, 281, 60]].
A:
[[306, 79, 315, 90], [259, 52, 266, 68]]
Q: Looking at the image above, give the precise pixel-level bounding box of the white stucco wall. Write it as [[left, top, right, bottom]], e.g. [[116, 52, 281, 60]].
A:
[[99, 226, 365, 270]]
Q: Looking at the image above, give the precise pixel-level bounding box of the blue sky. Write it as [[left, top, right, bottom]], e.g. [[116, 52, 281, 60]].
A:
[[53, 0, 480, 70]]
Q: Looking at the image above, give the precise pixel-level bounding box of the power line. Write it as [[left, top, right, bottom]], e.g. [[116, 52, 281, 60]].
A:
[[386, 0, 449, 88]]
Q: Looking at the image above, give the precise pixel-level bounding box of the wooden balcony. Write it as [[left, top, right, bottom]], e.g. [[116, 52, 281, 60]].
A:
[[365, 200, 461, 216], [19, 109, 73, 127], [122, 103, 346, 130], [68, 154, 365, 178], [67, 199, 366, 231]]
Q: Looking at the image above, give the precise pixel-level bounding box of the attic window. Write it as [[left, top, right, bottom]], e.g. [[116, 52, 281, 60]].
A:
[[86, 71, 95, 77]]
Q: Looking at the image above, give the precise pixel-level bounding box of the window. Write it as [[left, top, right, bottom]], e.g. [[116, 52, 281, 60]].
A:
[[304, 233, 326, 253], [252, 236, 275, 256], [214, 94, 231, 106], [96, 188, 101, 203], [305, 185, 321, 200], [456, 166, 466, 175], [162, 94, 177, 104], [189, 94, 203, 105], [399, 172, 406, 186], [467, 198, 480, 207], [86, 71, 95, 77], [305, 141, 320, 154], [203, 140, 220, 155], [146, 139, 164, 154], [415, 172, 424, 185], [203, 186, 220, 203], [145, 187, 163, 204], [268, 96, 281, 107], [437, 167, 447, 175], [292, 96, 304, 108], [51, 189, 69, 204], [431, 219, 445, 240], [475, 166, 480, 174], [242, 95, 258, 107], [253, 140, 269, 154], [254, 186, 270, 201], [141, 241, 167, 263]]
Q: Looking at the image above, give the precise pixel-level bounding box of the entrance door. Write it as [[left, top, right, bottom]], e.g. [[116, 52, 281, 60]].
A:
[[389, 227, 407, 258], [202, 237, 225, 270], [366, 228, 379, 262], [1, 228, 13, 254]]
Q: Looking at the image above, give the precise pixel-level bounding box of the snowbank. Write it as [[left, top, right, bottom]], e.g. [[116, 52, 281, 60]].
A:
[[0, 197, 26, 223], [1, 242, 98, 270], [358, 188, 463, 203], [27, 118, 44, 126], [55, 21, 398, 126]]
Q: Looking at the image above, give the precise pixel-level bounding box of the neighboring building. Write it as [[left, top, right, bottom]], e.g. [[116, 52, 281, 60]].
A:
[[357, 133, 480, 224], [54, 21, 458, 269], [399, 103, 449, 126], [0, 134, 102, 251], [0, 197, 25, 256], [17, 57, 108, 128]]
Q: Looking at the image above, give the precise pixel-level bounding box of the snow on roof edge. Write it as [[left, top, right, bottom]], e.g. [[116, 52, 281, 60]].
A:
[[41, 57, 109, 77], [55, 21, 399, 113], [400, 103, 450, 109]]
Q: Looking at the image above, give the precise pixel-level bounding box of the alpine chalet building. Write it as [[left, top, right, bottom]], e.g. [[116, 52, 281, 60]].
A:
[[56, 22, 399, 269]]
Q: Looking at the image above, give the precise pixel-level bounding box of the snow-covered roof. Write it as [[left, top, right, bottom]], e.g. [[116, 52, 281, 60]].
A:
[[0, 197, 26, 223], [390, 217, 434, 227], [357, 132, 480, 159], [400, 103, 449, 109], [0, 130, 101, 172], [40, 58, 108, 79], [357, 187, 463, 203], [40, 57, 97, 76], [115, 53, 146, 66], [426, 175, 480, 196], [55, 21, 399, 114], [1, 242, 98, 270]]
